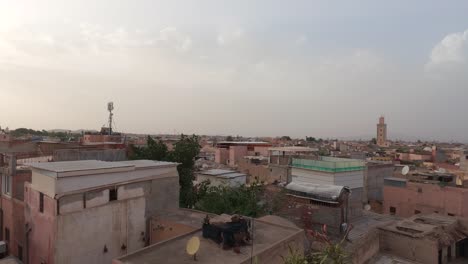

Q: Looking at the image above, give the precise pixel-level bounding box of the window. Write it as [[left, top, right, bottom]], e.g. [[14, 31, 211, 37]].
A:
[[448, 213, 455, 217], [18, 245, 23, 261], [109, 188, 118, 202], [414, 210, 421, 214], [434, 211, 439, 214], [5, 227, 10, 242], [2, 174, 11, 195], [417, 188, 422, 193], [39, 192, 44, 213], [390, 206, 396, 215]]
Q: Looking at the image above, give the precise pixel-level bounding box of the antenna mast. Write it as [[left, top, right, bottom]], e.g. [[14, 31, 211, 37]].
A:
[[107, 102, 114, 135]]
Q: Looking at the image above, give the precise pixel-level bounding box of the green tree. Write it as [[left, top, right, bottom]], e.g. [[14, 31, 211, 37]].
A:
[[371, 138, 377, 144], [281, 136, 292, 141], [226, 135, 234, 141], [306, 137, 316, 142], [130, 134, 200, 208], [132, 136, 168, 161], [195, 182, 265, 217]]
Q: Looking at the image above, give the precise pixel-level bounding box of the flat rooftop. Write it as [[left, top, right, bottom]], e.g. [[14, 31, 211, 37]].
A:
[[27, 160, 178, 178], [379, 214, 459, 238], [198, 169, 247, 179], [292, 156, 365, 173], [269, 146, 318, 152], [115, 214, 302, 264]]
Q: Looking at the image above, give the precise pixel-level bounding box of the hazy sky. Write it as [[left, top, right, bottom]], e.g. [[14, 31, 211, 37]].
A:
[[1, 1, 468, 141]]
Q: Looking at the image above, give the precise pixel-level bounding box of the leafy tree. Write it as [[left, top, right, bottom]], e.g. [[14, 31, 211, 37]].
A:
[[226, 135, 234, 141], [132, 136, 168, 161], [130, 134, 200, 208], [281, 136, 292, 141], [195, 182, 265, 217], [306, 137, 316, 142], [371, 138, 377, 144]]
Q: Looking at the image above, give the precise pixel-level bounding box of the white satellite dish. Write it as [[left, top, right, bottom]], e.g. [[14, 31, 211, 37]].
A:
[[186, 236, 200, 261], [364, 204, 371, 211], [438, 168, 447, 173], [402, 166, 410, 176]]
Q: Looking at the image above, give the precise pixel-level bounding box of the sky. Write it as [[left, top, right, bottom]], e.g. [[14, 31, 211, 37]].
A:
[[0, 1, 468, 141]]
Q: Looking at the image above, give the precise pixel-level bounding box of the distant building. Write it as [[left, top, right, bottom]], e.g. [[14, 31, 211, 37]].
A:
[[24, 160, 179, 264], [285, 182, 351, 234], [214, 141, 271, 166], [290, 157, 365, 218], [377, 214, 468, 264], [383, 172, 468, 218], [376, 116, 388, 147], [196, 169, 247, 187]]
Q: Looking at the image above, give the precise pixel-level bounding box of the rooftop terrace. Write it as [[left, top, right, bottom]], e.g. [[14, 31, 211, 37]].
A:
[[292, 156, 365, 173], [114, 213, 303, 264]]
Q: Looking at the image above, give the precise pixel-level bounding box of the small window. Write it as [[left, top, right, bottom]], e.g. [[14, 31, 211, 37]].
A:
[[448, 213, 455, 217], [390, 206, 396, 215], [18, 245, 23, 261], [39, 192, 44, 213], [417, 188, 422, 193], [434, 211, 439, 214], [5, 227, 10, 242], [109, 188, 118, 201], [414, 210, 421, 214]]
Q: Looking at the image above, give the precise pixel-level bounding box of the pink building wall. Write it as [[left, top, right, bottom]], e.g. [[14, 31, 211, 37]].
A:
[[252, 146, 269, 157], [1, 170, 31, 260], [24, 183, 57, 264], [383, 182, 468, 218], [229, 146, 248, 167], [215, 148, 229, 164]]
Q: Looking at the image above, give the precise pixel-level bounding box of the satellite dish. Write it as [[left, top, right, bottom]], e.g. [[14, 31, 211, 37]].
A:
[[364, 204, 371, 211], [438, 168, 447, 173], [402, 166, 410, 176], [186, 236, 200, 260]]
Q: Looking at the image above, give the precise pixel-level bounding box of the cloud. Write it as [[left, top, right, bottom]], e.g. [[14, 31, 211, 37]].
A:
[[217, 28, 244, 46], [295, 35, 308, 45], [426, 29, 468, 71], [158, 27, 192, 52]]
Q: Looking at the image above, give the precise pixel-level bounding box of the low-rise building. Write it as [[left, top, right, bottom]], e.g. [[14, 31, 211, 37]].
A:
[[112, 212, 304, 264], [291, 157, 365, 218], [214, 142, 271, 167], [285, 182, 351, 234], [24, 160, 179, 264], [196, 169, 247, 187], [383, 173, 468, 218]]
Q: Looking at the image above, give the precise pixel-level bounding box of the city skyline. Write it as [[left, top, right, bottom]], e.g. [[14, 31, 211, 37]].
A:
[[1, 1, 468, 141]]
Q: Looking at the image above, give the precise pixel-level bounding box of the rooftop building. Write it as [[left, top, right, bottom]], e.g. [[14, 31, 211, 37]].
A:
[[196, 169, 247, 187], [24, 160, 180, 264], [113, 212, 304, 264]]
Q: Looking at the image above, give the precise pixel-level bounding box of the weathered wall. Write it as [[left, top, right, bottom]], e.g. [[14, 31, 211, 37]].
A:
[[366, 164, 393, 202], [240, 227, 304, 264], [379, 230, 439, 264], [269, 164, 290, 183], [24, 183, 57, 264], [54, 195, 147, 264], [383, 183, 468, 217], [349, 227, 380, 264], [215, 148, 229, 165], [237, 159, 271, 183], [53, 149, 127, 162], [229, 146, 248, 167], [145, 176, 179, 217]]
